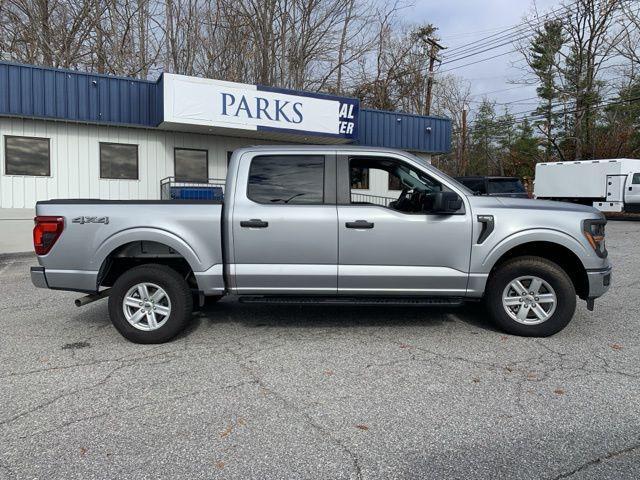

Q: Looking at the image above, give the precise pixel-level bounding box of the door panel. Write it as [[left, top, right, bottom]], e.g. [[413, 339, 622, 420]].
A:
[[337, 205, 472, 295], [233, 203, 338, 293], [231, 153, 338, 294], [626, 173, 640, 205]]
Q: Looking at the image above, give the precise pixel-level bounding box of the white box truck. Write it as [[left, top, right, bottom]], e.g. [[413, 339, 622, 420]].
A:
[[534, 159, 640, 213]]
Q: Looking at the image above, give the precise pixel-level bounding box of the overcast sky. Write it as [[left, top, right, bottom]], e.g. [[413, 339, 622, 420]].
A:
[[407, 0, 562, 114]]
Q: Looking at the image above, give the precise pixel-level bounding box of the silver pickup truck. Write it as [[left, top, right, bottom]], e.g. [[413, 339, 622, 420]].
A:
[[31, 146, 611, 343]]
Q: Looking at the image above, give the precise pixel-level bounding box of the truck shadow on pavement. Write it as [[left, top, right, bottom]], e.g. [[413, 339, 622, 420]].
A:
[[187, 299, 500, 336]]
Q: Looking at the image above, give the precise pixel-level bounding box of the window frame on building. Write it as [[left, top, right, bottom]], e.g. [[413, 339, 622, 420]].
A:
[[3, 135, 51, 177], [174, 147, 209, 183], [246, 154, 326, 205], [99, 142, 139, 180]]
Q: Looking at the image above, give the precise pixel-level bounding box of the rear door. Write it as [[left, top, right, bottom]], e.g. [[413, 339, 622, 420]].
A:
[[231, 152, 338, 294], [626, 172, 640, 205]]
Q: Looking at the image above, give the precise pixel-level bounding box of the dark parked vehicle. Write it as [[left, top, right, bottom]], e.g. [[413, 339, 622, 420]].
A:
[[456, 176, 528, 198]]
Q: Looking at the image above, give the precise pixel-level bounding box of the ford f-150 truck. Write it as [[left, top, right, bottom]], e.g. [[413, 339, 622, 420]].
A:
[[30, 146, 611, 343]]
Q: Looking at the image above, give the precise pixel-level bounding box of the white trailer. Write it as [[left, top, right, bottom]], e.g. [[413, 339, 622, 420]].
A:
[[534, 159, 640, 213]]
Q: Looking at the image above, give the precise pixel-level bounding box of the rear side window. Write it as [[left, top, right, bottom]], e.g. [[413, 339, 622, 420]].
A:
[[460, 178, 485, 194], [248, 155, 324, 204], [487, 179, 525, 194], [633, 173, 640, 184]]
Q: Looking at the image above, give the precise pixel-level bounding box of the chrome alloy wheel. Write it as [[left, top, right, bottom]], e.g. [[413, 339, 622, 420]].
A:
[[122, 282, 172, 331], [502, 276, 557, 325]]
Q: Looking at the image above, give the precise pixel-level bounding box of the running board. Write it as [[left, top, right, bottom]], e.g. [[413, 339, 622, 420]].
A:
[[239, 296, 464, 306]]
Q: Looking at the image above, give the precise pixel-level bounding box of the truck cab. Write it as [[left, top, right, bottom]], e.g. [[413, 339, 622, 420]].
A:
[[31, 146, 612, 343]]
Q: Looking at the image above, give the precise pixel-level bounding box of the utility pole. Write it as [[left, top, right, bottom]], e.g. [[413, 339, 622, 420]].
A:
[[460, 109, 468, 175], [424, 38, 444, 116]]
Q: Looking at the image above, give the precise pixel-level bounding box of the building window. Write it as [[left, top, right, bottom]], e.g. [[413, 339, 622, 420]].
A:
[[4, 136, 50, 176], [351, 166, 369, 189], [100, 143, 138, 180], [248, 155, 324, 204], [175, 148, 208, 182], [388, 172, 402, 190]]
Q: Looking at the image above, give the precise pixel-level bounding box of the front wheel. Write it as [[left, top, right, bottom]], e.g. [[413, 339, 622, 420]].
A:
[[108, 264, 193, 343], [485, 256, 576, 337]]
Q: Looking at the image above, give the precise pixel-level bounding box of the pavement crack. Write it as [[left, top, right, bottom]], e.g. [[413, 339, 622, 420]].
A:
[[551, 440, 640, 479], [225, 345, 363, 480]]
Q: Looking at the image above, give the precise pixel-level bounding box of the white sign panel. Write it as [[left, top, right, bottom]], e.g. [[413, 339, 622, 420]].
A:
[[162, 73, 358, 138]]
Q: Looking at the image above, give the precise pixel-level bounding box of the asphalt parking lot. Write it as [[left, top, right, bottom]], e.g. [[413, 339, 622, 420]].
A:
[[1, 221, 639, 480]]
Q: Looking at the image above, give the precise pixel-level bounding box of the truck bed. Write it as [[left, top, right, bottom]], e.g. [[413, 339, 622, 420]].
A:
[[35, 199, 224, 293]]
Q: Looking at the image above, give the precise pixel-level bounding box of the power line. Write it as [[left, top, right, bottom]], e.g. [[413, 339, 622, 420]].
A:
[[451, 94, 640, 135]]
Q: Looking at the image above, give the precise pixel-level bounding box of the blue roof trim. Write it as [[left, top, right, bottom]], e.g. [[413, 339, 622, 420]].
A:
[[0, 61, 160, 128], [0, 61, 451, 153], [356, 109, 451, 154]]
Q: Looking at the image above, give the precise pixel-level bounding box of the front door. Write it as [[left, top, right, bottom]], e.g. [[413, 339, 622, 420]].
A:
[[626, 172, 640, 206], [337, 155, 472, 295], [231, 153, 338, 294]]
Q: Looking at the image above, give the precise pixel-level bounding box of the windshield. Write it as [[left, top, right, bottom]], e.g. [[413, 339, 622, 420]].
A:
[[487, 178, 526, 194]]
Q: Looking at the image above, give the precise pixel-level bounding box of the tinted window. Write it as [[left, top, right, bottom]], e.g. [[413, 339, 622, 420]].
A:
[[633, 173, 640, 184], [175, 148, 208, 182], [248, 155, 324, 204], [459, 178, 485, 194], [5, 136, 50, 176], [100, 143, 138, 179], [487, 178, 525, 194]]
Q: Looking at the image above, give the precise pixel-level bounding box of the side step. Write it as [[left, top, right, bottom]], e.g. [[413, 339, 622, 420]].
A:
[[239, 296, 465, 306]]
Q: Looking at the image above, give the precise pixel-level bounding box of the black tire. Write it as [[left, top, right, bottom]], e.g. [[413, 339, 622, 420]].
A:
[[485, 256, 576, 337], [108, 264, 193, 343]]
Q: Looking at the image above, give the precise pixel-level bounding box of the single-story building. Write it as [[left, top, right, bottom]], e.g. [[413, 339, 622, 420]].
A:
[[0, 61, 451, 253]]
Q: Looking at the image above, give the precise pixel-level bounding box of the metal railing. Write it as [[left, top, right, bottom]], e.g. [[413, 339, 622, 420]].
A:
[[160, 177, 226, 201], [350, 192, 398, 207]]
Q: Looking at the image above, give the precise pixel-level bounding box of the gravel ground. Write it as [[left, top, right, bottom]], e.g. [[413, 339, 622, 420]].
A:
[[0, 221, 638, 480]]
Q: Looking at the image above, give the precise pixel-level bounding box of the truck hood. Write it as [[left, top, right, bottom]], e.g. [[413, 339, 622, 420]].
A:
[[467, 195, 601, 215]]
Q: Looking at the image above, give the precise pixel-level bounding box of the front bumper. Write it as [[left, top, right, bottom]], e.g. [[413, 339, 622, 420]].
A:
[[586, 266, 612, 299], [30, 266, 48, 288]]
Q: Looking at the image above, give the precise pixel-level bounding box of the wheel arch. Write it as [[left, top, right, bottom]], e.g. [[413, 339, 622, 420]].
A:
[[96, 235, 200, 290], [487, 240, 589, 300]]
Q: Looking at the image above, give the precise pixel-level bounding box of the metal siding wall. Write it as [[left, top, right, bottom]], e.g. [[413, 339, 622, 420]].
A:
[[0, 62, 159, 127], [0, 117, 282, 209], [358, 108, 451, 154]]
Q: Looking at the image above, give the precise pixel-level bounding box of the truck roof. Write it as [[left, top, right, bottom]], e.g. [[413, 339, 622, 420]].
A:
[[537, 158, 640, 166]]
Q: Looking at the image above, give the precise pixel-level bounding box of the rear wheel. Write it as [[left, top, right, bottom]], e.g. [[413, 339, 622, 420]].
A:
[[108, 264, 193, 343], [485, 256, 576, 337]]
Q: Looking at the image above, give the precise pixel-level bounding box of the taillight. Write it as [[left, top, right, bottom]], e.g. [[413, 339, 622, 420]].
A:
[[33, 216, 65, 255]]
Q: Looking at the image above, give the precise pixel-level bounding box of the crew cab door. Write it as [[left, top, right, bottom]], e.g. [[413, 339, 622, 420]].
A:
[[230, 152, 338, 294], [337, 154, 472, 295], [626, 172, 640, 205]]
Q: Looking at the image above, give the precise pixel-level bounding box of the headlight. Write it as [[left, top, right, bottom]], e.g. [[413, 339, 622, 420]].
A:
[[583, 218, 607, 258]]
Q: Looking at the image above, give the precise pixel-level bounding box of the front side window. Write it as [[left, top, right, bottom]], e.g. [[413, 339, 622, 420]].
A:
[[4, 136, 50, 176], [248, 155, 324, 204], [100, 143, 138, 180], [633, 173, 640, 184], [175, 148, 208, 182], [349, 157, 443, 212]]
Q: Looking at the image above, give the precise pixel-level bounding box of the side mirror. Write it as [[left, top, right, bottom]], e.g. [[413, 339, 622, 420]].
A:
[[426, 191, 463, 214]]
